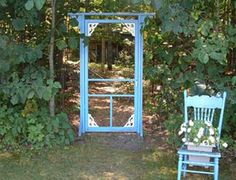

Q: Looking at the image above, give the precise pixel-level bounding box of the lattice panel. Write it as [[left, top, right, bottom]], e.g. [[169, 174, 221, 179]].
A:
[[88, 23, 99, 36], [124, 114, 134, 127], [88, 114, 99, 127], [123, 23, 135, 36]]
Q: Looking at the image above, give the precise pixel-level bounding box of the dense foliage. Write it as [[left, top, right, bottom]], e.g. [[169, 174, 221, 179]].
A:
[[0, 0, 75, 150], [142, 0, 236, 149], [0, 103, 74, 150]]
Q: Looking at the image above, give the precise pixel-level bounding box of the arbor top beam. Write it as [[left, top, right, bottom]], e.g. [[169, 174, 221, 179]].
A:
[[68, 12, 155, 18]]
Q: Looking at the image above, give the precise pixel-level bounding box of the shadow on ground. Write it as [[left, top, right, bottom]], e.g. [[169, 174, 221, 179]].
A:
[[0, 133, 235, 180]]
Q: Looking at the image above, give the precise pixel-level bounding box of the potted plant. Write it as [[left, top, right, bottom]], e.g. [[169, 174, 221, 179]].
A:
[[178, 120, 228, 162]]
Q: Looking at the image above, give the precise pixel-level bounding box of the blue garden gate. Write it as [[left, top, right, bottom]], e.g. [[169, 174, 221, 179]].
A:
[[69, 13, 154, 136]]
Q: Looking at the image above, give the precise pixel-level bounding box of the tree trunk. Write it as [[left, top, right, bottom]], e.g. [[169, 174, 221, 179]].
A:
[[107, 40, 112, 70], [101, 38, 106, 72], [231, 0, 236, 72], [49, 0, 56, 117], [85, 0, 90, 12]]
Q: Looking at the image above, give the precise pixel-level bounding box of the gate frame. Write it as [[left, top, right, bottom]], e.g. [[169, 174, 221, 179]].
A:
[[69, 13, 154, 136]]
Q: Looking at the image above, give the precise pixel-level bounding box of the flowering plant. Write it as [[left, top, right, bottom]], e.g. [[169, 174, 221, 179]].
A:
[[178, 120, 228, 148]]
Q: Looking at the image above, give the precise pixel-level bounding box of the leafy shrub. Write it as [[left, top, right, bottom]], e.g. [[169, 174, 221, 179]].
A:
[[143, 1, 236, 151], [0, 102, 75, 150], [164, 113, 183, 149], [0, 105, 26, 150], [1, 65, 61, 105]]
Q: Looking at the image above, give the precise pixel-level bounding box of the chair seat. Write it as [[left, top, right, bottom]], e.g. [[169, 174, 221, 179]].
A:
[[178, 145, 221, 158]]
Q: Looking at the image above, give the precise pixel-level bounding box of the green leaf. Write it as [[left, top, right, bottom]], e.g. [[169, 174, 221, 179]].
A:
[[43, 88, 52, 100], [0, 0, 6, 7], [232, 76, 236, 86], [202, 54, 209, 64], [200, 20, 213, 36], [59, 23, 67, 33], [52, 118, 59, 133], [209, 52, 219, 60], [53, 82, 61, 89], [198, 52, 209, 64], [30, 46, 43, 60], [0, 36, 7, 49], [68, 129, 75, 142], [25, 0, 34, 10], [153, 0, 162, 9], [69, 18, 78, 27], [131, 0, 142, 4], [1, 62, 10, 73], [36, 87, 44, 98], [28, 91, 35, 99], [12, 18, 25, 31], [143, 0, 151, 5], [56, 39, 67, 50], [46, 79, 54, 87], [34, 0, 46, 10], [227, 26, 236, 36], [209, 52, 226, 64], [68, 37, 78, 49], [11, 95, 19, 105]]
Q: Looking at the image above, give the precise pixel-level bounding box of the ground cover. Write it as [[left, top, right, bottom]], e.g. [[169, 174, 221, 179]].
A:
[[0, 134, 235, 180]]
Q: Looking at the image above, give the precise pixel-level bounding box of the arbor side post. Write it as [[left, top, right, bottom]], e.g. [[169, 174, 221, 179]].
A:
[[84, 21, 89, 133], [78, 15, 85, 136], [134, 20, 139, 136], [138, 15, 145, 137]]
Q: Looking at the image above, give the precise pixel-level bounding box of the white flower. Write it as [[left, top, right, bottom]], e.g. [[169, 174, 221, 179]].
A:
[[209, 128, 215, 135], [181, 127, 187, 132], [199, 127, 204, 133], [194, 138, 199, 143], [197, 133, 202, 138], [197, 129, 204, 138], [202, 140, 209, 145], [182, 138, 187, 142], [208, 136, 215, 144], [189, 120, 194, 126], [222, 142, 228, 148], [205, 121, 211, 127], [178, 130, 183, 135], [181, 123, 187, 128], [187, 128, 191, 133]]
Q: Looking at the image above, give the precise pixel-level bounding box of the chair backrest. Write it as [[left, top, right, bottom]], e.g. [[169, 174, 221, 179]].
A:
[[184, 90, 227, 138]]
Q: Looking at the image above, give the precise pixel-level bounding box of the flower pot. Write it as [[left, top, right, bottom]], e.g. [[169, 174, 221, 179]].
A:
[[186, 142, 214, 163]]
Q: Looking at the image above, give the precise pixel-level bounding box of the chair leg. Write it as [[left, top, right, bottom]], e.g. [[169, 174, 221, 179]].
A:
[[214, 158, 219, 180], [183, 155, 187, 177], [177, 154, 183, 180]]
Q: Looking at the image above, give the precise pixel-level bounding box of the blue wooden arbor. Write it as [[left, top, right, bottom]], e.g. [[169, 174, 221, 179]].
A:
[[69, 13, 154, 136]]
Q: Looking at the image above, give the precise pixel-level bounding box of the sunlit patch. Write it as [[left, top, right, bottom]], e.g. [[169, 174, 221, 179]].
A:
[[0, 152, 13, 159]]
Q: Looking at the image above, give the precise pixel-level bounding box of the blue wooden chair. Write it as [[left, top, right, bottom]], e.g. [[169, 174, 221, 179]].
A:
[[177, 90, 227, 180]]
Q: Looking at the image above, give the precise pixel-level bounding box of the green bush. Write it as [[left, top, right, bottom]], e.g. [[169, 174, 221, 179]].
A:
[[164, 113, 183, 149], [143, 1, 236, 150], [0, 102, 75, 150]]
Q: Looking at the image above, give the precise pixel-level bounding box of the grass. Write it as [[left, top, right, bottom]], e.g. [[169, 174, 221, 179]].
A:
[[0, 135, 235, 180]]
